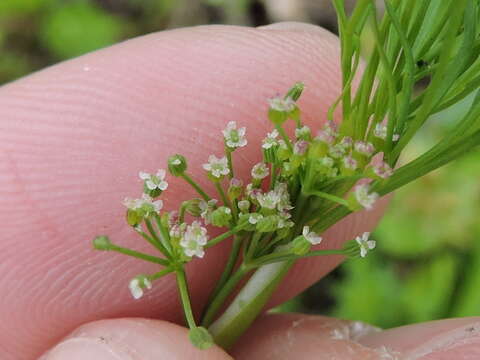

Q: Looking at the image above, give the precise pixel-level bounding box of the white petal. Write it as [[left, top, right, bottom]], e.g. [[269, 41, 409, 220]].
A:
[[302, 226, 310, 236], [146, 180, 157, 190], [159, 181, 168, 191], [144, 278, 152, 290], [202, 163, 212, 171], [196, 249, 205, 258], [360, 247, 367, 258], [367, 240, 376, 249], [139, 171, 150, 180], [156, 169, 166, 179], [129, 279, 143, 299]]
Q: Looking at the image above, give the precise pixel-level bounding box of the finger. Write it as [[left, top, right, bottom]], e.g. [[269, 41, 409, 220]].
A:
[[232, 313, 480, 359], [0, 22, 385, 359], [40, 318, 231, 360], [231, 313, 388, 359]]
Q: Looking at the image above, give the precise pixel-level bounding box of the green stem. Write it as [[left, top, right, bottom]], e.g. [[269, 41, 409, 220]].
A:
[[275, 124, 293, 152], [201, 264, 250, 327], [204, 235, 244, 312], [215, 181, 232, 211], [144, 218, 171, 259], [176, 267, 197, 329], [208, 259, 294, 349], [109, 244, 170, 266], [206, 224, 247, 248], [226, 148, 234, 178], [148, 266, 175, 281], [181, 173, 211, 201]]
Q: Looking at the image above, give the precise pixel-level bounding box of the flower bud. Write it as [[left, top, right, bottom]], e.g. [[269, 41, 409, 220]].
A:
[[291, 235, 311, 256], [126, 209, 143, 226], [228, 178, 243, 200], [93, 235, 112, 250], [189, 327, 214, 350], [183, 198, 203, 217], [237, 200, 251, 213], [210, 206, 232, 227], [168, 154, 187, 176], [256, 215, 279, 233]]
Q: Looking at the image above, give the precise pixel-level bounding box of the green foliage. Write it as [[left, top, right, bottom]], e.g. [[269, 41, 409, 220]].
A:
[[0, 0, 46, 16], [39, 2, 126, 59], [331, 254, 403, 328]]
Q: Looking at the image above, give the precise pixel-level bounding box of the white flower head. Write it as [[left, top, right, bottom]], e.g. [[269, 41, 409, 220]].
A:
[[129, 276, 152, 300], [262, 129, 279, 149], [355, 232, 376, 257], [295, 125, 311, 139], [180, 221, 208, 258], [123, 193, 163, 215], [268, 96, 296, 112], [203, 155, 230, 178], [251, 162, 269, 180], [257, 190, 281, 210], [354, 141, 375, 156], [302, 226, 322, 245], [139, 169, 168, 191], [354, 184, 379, 210], [370, 152, 393, 179], [222, 121, 247, 149]]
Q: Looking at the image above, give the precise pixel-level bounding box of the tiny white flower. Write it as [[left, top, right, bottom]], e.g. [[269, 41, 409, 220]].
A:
[[222, 121, 247, 149], [295, 125, 311, 139], [257, 190, 281, 210], [128, 277, 152, 300], [354, 184, 379, 210], [238, 200, 250, 212], [199, 199, 217, 224], [251, 162, 269, 180], [393, 134, 400, 141], [294, 140, 309, 155], [203, 155, 230, 178], [139, 169, 168, 191], [268, 96, 296, 112], [172, 158, 181, 165], [262, 129, 279, 149], [374, 123, 388, 140], [343, 155, 358, 170], [328, 144, 346, 159], [123, 194, 163, 215], [248, 213, 264, 224], [354, 141, 375, 156], [355, 232, 376, 257], [180, 221, 208, 258], [302, 226, 323, 245]]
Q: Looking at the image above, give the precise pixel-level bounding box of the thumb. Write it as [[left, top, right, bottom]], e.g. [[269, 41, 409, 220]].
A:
[[40, 318, 231, 360]]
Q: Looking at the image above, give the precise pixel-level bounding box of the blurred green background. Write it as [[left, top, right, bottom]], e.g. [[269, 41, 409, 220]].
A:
[[2, 0, 479, 329]]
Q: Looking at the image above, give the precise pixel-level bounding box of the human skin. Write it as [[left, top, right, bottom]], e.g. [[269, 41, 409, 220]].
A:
[[1, 22, 479, 360]]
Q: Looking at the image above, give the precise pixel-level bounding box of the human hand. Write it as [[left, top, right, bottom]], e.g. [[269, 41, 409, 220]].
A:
[[1, 22, 478, 359]]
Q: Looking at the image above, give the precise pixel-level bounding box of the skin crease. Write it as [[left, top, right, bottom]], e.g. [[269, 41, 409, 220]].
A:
[[1, 22, 478, 360]]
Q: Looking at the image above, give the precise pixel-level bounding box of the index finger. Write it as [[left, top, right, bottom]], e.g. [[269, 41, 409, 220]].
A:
[[0, 23, 384, 359]]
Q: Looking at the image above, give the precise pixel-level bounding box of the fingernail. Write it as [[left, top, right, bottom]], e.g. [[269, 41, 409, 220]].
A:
[[257, 21, 325, 33], [409, 321, 480, 359], [42, 337, 123, 360], [359, 317, 480, 360]]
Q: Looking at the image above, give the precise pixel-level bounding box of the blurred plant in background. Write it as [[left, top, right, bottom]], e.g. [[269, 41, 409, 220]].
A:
[[2, 0, 479, 330]]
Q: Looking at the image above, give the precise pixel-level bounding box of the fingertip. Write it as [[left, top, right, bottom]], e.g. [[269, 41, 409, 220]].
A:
[[42, 318, 232, 360]]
